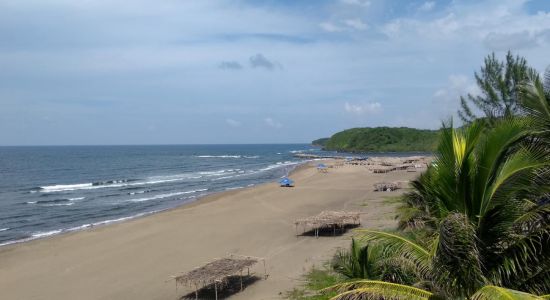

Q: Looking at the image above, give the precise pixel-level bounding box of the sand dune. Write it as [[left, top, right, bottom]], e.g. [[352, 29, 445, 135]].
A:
[[0, 161, 421, 300]]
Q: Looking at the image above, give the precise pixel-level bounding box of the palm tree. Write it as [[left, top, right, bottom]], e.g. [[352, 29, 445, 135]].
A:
[[332, 238, 416, 284], [332, 239, 379, 280], [520, 66, 550, 146], [324, 281, 550, 299], [324, 119, 550, 299]]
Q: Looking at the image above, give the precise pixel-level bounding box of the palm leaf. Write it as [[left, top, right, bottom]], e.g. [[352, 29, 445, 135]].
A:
[[471, 285, 545, 300], [483, 147, 548, 212], [323, 280, 437, 300], [355, 230, 432, 281], [434, 213, 485, 296], [491, 226, 550, 294], [474, 118, 532, 220], [513, 202, 550, 232], [519, 69, 550, 143]]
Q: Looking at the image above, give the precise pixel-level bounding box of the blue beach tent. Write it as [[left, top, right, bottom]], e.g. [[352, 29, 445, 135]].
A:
[[279, 177, 294, 187]]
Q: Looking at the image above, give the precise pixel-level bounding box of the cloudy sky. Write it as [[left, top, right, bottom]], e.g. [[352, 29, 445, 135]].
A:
[[1, 0, 549, 145]]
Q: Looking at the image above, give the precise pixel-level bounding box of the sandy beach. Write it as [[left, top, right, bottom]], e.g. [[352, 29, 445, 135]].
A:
[[0, 161, 421, 300]]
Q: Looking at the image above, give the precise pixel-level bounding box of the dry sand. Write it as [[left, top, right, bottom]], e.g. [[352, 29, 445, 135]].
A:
[[0, 161, 422, 300]]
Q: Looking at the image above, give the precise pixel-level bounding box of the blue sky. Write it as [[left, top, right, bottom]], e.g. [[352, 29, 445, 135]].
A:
[[0, 0, 549, 145]]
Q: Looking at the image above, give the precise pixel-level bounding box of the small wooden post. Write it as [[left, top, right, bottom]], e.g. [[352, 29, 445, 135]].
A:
[[215, 282, 218, 300]]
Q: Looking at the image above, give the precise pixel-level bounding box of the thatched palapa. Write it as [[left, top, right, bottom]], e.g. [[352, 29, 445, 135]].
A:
[[175, 255, 265, 299], [295, 211, 361, 237], [373, 182, 401, 192]]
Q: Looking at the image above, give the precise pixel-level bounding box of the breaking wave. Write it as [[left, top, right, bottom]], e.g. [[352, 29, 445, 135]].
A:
[[127, 189, 208, 202]]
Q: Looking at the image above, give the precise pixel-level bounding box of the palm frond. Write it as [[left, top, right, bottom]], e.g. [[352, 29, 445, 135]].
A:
[[332, 239, 383, 280], [434, 213, 486, 297], [471, 285, 545, 300], [323, 280, 437, 300], [481, 146, 548, 217], [473, 117, 532, 220], [518, 269, 550, 296], [520, 71, 550, 123], [519, 69, 550, 143], [513, 202, 550, 232], [490, 225, 550, 293], [355, 230, 432, 281]]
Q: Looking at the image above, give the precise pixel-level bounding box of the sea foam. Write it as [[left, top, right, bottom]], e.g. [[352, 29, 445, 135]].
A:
[[127, 189, 208, 202]]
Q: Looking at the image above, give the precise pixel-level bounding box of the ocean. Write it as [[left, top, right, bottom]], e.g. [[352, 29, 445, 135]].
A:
[[0, 144, 321, 246]]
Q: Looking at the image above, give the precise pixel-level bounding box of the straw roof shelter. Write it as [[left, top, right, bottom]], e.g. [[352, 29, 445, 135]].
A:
[[374, 182, 401, 192], [175, 255, 265, 299], [295, 211, 361, 237], [369, 166, 395, 173]]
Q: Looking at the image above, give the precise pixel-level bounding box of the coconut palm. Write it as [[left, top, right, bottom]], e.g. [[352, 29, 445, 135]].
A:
[[324, 119, 550, 299], [324, 281, 550, 300], [519, 67, 550, 145], [332, 238, 416, 284], [332, 239, 379, 280]]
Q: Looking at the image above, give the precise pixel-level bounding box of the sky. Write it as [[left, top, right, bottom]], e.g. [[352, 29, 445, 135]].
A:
[[0, 0, 549, 145]]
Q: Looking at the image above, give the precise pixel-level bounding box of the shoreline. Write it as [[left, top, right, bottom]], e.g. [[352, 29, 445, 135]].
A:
[[0, 161, 310, 249], [0, 160, 422, 300]]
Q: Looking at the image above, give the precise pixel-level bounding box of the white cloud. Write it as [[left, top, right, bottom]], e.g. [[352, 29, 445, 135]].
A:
[[344, 18, 368, 30], [2, 0, 550, 144], [483, 29, 550, 51], [226, 118, 241, 127], [381, 20, 402, 38], [340, 0, 371, 7], [380, 1, 550, 49], [319, 22, 343, 32], [264, 117, 282, 128], [344, 102, 382, 115], [433, 74, 480, 115], [419, 1, 435, 12]]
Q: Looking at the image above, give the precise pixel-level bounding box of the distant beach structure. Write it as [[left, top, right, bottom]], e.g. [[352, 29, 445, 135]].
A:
[[175, 255, 266, 300], [295, 211, 361, 237]]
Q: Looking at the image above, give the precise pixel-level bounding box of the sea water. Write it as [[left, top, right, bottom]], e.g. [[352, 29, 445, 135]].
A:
[[0, 144, 320, 246]]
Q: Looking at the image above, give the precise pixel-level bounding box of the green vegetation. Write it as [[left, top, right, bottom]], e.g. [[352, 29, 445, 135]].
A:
[[296, 54, 550, 300], [286, 267, 339, 300], [458, 51, 534, 123], [315, 127, 439, 152], [311, 138, 329, 147], [325, 120, 550, 300]]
